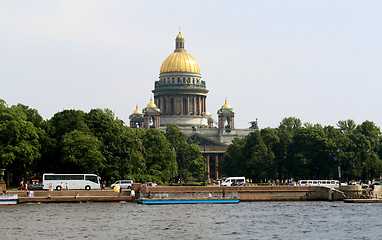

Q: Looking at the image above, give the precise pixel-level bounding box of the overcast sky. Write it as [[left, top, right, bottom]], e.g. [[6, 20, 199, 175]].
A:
[[1, 1, 381, 129]]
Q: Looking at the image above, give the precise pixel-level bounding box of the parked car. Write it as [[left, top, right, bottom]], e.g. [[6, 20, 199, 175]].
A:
[[17, 185, 30, 190], [30, 183, 44, 190], [110, 180, 133, 189]]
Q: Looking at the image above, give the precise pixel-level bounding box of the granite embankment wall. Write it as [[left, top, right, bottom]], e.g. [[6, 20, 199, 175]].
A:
[[7, 184, 365, 203], [140, 185, 351, 201], [7, 189, 132, 203], [373, 185, 382, 197]]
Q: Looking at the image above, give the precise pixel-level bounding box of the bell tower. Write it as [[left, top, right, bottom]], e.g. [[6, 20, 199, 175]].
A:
[[142, 98, 161, 128], [129, 105, 144, 128], [218, 99, 235, 132]]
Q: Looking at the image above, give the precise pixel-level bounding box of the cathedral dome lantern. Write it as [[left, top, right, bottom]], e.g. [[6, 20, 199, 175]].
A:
[[160, 31, 200, 74]]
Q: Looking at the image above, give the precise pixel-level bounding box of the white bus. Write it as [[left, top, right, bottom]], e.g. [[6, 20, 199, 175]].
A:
[[43, 173, 101, 191], [297, 180, 341, 187]]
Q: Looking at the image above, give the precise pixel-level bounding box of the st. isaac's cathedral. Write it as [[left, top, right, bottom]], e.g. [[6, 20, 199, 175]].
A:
[[129, 31, 257, 180]]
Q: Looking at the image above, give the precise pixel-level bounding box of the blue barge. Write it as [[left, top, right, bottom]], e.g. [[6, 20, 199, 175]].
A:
[[137, 197, 239, 204]]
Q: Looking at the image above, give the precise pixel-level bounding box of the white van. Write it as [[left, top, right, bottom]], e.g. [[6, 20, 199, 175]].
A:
[[110, 180, 133, 189], [221, 177, 246, 186]]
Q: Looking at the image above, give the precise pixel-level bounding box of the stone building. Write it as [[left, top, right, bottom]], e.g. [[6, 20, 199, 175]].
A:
[[129, 31, 255, 180]]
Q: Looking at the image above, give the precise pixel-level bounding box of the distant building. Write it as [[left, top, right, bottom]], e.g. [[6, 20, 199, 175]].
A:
[[129, 32, 255, 180]]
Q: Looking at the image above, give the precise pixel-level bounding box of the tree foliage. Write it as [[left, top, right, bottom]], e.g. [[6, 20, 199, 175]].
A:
[[0, 102, 206, 186], [220, 117, 382, 182], [166, 125, 204, 182], [0, 102, 41, 183], [3, 99, 382, 186]]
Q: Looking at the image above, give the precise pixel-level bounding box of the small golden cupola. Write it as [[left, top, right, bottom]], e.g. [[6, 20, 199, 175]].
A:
[[146, 97, 157, 108], [221, 99, 232, 109], [132, 105, 142, 114]]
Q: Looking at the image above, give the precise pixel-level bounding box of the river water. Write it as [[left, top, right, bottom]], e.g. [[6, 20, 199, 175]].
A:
[[0, 201, 381, 240]]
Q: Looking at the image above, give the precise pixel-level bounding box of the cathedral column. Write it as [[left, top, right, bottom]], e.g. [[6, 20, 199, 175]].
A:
[[180, 96, 183, 115], [204, 97, 206, 113], [206, 155, 210, 180], [176, 96, 180, 114], [201, 96, 204, 114], [187, 96, 190, 115], [160, 97, 164, 114], [215, 155, 219, 179], [166, 96, 170, 115], [171, 97, 175, 115], [193, 96, 196, 115], [198, 96, 201, 115]]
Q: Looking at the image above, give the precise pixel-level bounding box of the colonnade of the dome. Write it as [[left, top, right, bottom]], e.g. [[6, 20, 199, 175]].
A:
[[154, 94, 207, 116]]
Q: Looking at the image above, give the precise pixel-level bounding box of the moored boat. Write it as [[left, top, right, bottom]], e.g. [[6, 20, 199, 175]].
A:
[[137, 197, 239, 204], [344, 198, 382, 203], [0, 194, 18, 205]]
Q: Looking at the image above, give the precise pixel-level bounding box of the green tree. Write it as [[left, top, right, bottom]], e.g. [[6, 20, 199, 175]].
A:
[[337, 119, 357, 134], [47, 109, 88, 140], [277, 117, 302, 179], [0, 103, 41, 184], [242, 131, 273, 181], [291, 125, 334, 179], [141, 129, 175, 182], [354, 121, 382, 180], [166, 125, 204, 182], [219, 137, 245, 177], [61, 130, 105, 174], [16, 103, 44, 128], [84, 109, 146, 182], [260, 128, 280, 179]]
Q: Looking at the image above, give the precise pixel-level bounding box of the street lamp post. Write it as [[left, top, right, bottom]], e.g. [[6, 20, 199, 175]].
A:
[[203, 146, 206, 186], [336, 149, 342, 186]]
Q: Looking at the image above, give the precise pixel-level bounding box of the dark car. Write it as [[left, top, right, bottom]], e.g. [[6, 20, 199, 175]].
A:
[[30, 183, 44, 190]]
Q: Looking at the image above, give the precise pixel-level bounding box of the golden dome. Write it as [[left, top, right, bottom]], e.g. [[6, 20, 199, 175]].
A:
[[146, 98, 157, 108], [160, 52, 200, 73], [160, 32, 200, 73], [132, 105, 142, 114], [176, 31, 184, 39], [222, 99, 232, 109]]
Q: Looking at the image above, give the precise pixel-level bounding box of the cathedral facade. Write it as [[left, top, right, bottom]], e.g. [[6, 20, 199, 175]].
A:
[[129, 32, 255, 180]]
